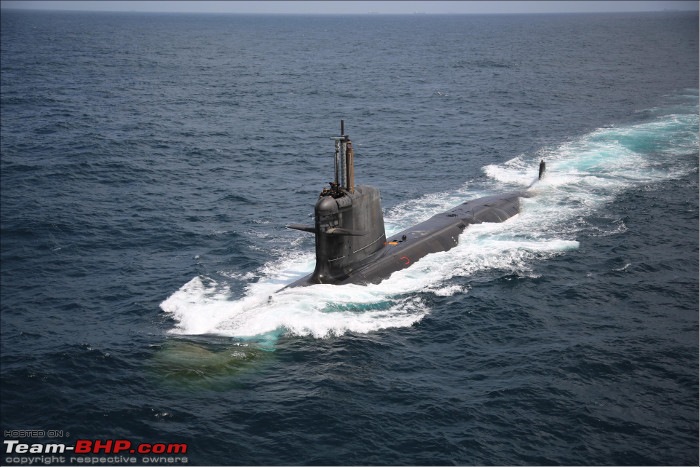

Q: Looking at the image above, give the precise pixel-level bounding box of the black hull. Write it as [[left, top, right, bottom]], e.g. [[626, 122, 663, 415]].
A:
[[285, 121, 543, 289], [288, 191, 527, 287]]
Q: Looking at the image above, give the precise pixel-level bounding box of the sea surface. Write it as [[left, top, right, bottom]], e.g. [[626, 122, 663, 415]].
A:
[[1, 10, 698, 466]]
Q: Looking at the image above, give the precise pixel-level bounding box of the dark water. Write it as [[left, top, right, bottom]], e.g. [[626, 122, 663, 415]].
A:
[[1, 10, 698, 466]]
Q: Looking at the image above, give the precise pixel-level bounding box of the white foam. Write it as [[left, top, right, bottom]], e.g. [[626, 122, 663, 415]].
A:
[[161, 102, 698, 340], [161, 276, 430, 339]]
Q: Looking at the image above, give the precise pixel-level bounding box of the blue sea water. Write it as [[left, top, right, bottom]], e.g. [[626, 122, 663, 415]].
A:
[[1, 9, 698, 466]]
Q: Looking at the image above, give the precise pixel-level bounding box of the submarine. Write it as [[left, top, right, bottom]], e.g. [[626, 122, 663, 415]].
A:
[[286, 121, 544, 288]]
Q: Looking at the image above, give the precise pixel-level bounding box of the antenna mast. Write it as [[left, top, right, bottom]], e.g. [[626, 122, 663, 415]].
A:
[[331, 120, 354, 194]]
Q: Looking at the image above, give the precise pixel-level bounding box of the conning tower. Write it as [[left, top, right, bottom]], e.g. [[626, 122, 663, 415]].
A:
[[289, 121, 386, 284]]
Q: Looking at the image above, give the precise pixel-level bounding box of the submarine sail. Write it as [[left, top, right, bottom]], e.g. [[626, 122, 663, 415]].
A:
[[287, 121, 539, 288]]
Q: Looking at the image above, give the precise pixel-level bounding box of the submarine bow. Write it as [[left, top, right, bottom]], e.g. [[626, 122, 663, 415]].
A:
[[287, 121, 543, 288]]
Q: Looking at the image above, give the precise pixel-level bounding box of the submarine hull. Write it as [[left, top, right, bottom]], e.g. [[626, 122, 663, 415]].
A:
[[288, 190, 527, 287], [285, 121, 542, 289]]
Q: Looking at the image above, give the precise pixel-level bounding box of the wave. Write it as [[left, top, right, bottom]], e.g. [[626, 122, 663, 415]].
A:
[[161, 94, 698, 340]]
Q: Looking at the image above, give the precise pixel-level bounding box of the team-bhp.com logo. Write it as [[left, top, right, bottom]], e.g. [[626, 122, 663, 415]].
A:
[[4, 438, 188, 464], [76, 440, 187, 455]]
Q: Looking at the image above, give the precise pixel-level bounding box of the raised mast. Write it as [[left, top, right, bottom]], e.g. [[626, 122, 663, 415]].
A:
[[331, 120, 354, 193]]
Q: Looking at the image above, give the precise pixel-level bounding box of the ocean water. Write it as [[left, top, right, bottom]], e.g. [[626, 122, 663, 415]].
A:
[[1, 10, 698, 466]]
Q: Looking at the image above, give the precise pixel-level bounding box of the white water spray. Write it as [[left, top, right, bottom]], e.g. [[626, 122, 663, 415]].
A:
[[161, 99, 698, 340]]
